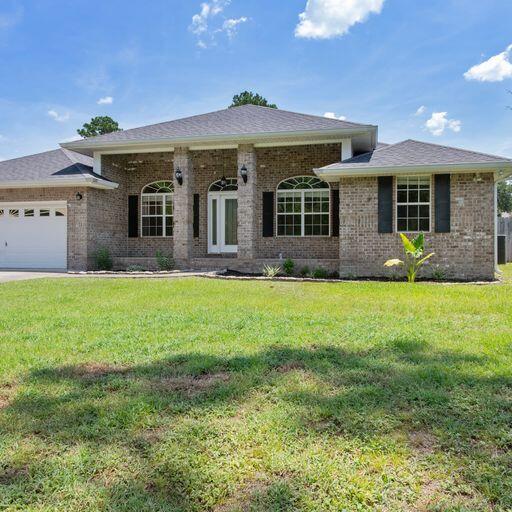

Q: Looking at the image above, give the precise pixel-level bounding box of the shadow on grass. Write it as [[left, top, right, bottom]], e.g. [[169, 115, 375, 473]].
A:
[[1, 342, 510, 510]]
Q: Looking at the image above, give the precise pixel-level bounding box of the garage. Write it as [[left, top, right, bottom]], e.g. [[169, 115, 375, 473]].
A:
[[0, 201, 67, 270]]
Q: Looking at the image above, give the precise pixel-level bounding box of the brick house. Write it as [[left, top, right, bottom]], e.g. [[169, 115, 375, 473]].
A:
[[1, 105, 511, 279]]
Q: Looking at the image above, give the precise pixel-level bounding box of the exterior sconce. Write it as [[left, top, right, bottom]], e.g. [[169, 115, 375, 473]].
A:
[[175, 168, 183, 185], [220, 176, 228, 188], [75, 192, 83, 201], [240, 164, 248, 183]]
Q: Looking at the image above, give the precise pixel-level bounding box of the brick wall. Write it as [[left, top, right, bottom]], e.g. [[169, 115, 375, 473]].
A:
[[339, 172, 495, 280], [254, 144, 341, 259]]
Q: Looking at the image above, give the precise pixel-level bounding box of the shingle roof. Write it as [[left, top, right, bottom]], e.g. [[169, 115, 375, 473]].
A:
[[0, 148, 103, 183], [62, 104, 374, 148], [318, 139, 512, 171]]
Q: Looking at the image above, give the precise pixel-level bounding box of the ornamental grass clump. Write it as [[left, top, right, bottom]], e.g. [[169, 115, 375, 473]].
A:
[[384, 233, 434, 283]]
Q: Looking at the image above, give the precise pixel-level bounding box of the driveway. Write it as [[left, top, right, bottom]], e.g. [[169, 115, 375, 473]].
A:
[[0, 271, 70, 283]]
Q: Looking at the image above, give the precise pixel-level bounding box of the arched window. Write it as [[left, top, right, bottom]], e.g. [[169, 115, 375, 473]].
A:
[[277, 176, 330, 236], [208, 178, 238, 192], [141, 181, 174, 237]]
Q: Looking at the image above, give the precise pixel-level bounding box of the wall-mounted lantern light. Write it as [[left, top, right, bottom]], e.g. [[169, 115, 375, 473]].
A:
[[175, 168, 183, 186], [240, 164, 248, 184], [220, 176, 228, 188], [75, 192, 83, 201]]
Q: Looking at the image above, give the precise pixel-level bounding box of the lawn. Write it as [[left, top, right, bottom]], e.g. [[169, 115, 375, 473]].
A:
[[0, 268, 511, 511]]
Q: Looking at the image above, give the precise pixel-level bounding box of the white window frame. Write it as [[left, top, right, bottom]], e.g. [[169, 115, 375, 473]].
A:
[[395, 175, 432, 234], [276, 176, 331, 237], [141, 181, 174, 238]]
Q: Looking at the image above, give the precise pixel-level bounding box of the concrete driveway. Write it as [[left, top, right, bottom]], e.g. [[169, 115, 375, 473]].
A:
[[0, 271, 70, 283]]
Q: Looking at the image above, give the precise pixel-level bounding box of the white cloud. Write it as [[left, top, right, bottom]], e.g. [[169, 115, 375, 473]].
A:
[[425, 112, 461, 136], [324, 112, 346, 120], [295, 0, 385, 39], [464, 45, 512, 82], [47, 110, 70, 123], [415, 105, 426, 116], [190, 0, 229, 41], [222, 17, 248, 39], [190, 0, 247, 47], [97, 96, 113, 105]]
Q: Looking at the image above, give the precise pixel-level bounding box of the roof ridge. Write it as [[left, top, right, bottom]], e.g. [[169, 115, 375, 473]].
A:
[[60, 148, 93, 176], [404, 139, 512, 162], [68, 105, 374, 145]]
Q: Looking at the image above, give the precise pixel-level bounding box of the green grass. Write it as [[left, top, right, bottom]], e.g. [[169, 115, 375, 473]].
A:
[[1, 268, 512, 511]]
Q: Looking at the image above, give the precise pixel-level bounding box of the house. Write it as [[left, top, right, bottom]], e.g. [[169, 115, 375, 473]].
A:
[[1, 104, 511, 279]]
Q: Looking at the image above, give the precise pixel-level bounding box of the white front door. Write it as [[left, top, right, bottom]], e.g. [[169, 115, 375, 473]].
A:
[[208, 192, 238, 254], [0, 202, 68, 269]]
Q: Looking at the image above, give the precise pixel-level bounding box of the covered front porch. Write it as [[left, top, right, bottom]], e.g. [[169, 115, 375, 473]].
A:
[[97, 143, 342, 273]]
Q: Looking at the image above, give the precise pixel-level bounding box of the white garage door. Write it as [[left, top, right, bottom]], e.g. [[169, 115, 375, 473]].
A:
[[0, 202, 68, 270]]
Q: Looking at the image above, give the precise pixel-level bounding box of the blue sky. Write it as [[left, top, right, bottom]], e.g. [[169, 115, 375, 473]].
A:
[[0, 0, 511, 161]]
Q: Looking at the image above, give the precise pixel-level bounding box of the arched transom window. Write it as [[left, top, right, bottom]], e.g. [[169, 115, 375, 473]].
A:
[[277, 176, 330, 236], [141, 181, 174, 237], [208, 178, 238, 192]]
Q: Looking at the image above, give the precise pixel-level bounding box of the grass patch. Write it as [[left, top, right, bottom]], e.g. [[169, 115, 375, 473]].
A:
[[0, 267, 511, 510]]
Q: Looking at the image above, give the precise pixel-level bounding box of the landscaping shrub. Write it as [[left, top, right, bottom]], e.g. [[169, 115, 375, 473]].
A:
[[262, 265, 281, 278], [283, 258, 295, 275], [312, 267, 329, 279], [155, 251, 174, 271], [93, 247, 113, 271], [299, 266, 310, 277]]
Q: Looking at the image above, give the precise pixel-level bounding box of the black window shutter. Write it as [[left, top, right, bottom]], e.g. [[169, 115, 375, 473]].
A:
[[262, 192, 274, 237], [378, 176, 393, 233], [193, 194, 200, 238], [128, 195, 139, 238], [331, 189, 340, 237], [435, 174, 451, 233]]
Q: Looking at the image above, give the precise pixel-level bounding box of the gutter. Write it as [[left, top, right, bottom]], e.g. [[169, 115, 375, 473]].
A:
[[314, 161, 512, 181], [60, 126, 377, 155], [0, 176, 119, 190]]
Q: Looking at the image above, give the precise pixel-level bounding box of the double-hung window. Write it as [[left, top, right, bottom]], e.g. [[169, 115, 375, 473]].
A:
[[277, 176, 330, 236], [396, 176, 431, 232], [141, 181, 174, 237]]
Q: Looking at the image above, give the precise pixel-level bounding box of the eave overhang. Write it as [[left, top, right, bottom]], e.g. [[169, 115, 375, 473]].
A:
[[60, 126, 378, 157], [314, 161, 512, 182], [0, 176, 119, 190]]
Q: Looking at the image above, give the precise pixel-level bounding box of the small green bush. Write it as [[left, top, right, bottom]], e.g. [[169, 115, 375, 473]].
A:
[[431, 265, 447, 281], [262, 265, 281, 278], [312, 268, 329, 279], [155, 251, 174, 271], [283, 258, 295, 275], [94, 247, 113, 271], [299, 266, 310, 277], [329, 271, 339, 279]]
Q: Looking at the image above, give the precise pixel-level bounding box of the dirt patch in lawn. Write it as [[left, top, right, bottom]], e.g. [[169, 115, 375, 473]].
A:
[[152, 372, 231, 397], [408, 430, 439, 455], [0, 382, 17, 410], [0, 465, 29, 485], [214, 472, 297, 512], [53, 363, 131, 380]]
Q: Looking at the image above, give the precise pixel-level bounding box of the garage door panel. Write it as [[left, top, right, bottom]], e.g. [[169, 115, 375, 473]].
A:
[[0, 204, 68, 270]]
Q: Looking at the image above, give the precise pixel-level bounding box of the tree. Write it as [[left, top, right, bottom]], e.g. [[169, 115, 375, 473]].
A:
[[229, 91, 277, 109], [77, 116, 122, 138], [498, 181, 512, 215]]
